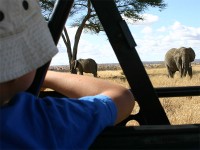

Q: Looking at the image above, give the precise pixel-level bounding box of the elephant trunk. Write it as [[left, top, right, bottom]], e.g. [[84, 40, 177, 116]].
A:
[[70, 60, 78, 74], [74, 60, 78, 69], [182, 56, 189, 77]]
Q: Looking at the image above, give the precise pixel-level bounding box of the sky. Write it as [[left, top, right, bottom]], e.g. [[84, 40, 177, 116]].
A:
[[50, 0, 200, 66]]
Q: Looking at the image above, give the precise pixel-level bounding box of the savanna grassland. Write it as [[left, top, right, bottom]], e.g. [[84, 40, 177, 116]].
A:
[[49, 63, 200, 126], [96, 63, 200, 126]]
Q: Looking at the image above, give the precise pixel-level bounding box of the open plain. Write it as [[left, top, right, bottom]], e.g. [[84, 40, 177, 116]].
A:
[[49, 63, 200, 125]]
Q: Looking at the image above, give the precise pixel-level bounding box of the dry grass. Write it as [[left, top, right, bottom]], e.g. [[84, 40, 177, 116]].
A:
[[97, 64, 200, 125]]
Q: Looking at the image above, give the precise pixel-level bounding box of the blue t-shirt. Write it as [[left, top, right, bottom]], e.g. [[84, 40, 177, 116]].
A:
[[0, 92, 117, 149]]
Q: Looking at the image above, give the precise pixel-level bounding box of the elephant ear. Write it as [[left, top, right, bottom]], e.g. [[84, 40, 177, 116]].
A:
[[188, 47, 196, 62], [74, 60, 78, 69]]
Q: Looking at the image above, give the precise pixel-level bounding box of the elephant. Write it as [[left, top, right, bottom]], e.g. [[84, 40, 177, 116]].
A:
[[70, 58, 98, 77], [164, 47, 195, 78]]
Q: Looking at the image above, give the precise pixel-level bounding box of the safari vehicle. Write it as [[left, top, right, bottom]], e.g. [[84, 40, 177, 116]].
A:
[[28, 0, 200, 149]]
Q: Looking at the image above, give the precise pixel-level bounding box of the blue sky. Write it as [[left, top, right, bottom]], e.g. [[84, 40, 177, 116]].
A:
[[51, 0, 200, 66]]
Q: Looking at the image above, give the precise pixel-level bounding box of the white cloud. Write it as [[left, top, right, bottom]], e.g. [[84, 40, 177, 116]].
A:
[[157, 26, 166, 32], [133, 21, 200, 61], [139, 14, 159, 24], [51, 21, 200, 65], [171, 21, 182, 30], [141, 26, 153, 34], [169, 21, 200, 40], [123, 13, 159, 25]]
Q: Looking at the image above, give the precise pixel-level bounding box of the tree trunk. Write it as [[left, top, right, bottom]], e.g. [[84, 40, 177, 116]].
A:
[[72, 0, 92, 61], [62, 27, 72, 69]]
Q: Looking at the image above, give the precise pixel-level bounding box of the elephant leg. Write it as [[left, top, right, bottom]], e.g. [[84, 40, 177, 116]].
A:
[[93, 72, 97, 77], [166, 66, 174, 78], [70, 68, 77, 74], [183, 71, 187, 77], [170, 71, 176, 78], [168, 71, 174, 78], [188, 66, 192, 78], [182, 66, 187, 77], [77, 67, 83, 75]]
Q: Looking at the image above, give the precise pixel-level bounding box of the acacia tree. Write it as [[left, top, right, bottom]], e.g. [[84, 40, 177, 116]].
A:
[[39, 0, 166, 71]]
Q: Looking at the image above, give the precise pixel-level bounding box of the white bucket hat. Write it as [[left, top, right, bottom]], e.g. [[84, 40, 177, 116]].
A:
[[0, 0, 58, 83]]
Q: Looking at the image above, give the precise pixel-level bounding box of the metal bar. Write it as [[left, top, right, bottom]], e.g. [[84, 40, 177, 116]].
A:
[[48, 0, 74, 44], [27, 0, 74, 95], [91, 0, 170, 125], [39, 88, 200, 126], [90, 124, 200, 149], [40, 86, 200, 98], [155, 86, 200, 98]]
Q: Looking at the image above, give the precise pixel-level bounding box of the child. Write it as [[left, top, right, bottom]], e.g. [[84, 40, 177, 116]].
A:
[[0, 0, 134, 149]]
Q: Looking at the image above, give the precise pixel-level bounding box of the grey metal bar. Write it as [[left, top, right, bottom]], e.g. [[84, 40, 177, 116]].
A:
[[155, 86, 200, 97]]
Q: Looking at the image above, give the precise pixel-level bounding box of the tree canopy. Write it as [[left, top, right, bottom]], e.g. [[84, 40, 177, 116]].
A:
[[40, 0, 166, 32]]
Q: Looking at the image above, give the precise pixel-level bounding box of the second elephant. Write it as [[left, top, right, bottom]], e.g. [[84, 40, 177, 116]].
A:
[[71, 58, 98, 77], [164, 47, 195, 78]]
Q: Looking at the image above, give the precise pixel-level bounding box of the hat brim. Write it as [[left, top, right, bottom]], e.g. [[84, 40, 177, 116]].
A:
[[0, 10, 58, 83]]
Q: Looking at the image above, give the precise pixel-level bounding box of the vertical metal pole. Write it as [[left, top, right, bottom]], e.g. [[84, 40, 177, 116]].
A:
[[27, 0, 74, 95]]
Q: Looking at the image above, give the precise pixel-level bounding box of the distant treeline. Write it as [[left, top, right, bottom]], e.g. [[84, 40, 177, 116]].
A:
[[143, 59, 200, 64], [49, 59, 200, 72]]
